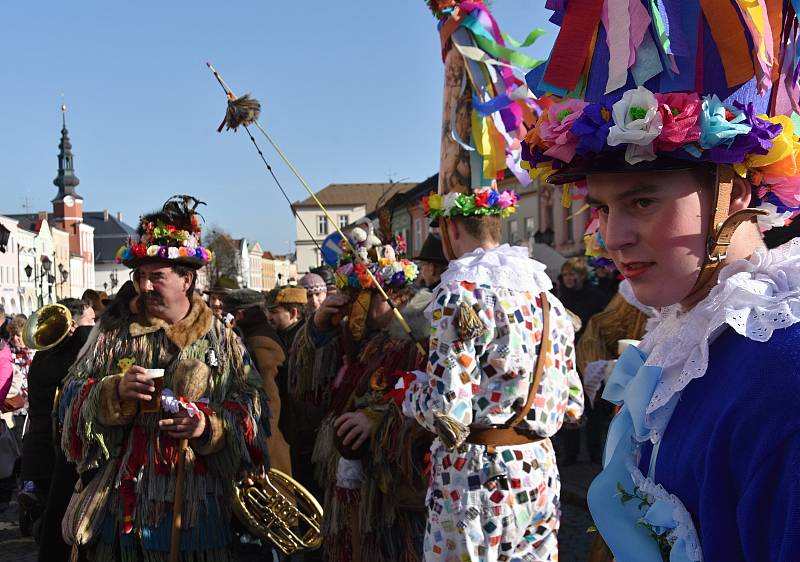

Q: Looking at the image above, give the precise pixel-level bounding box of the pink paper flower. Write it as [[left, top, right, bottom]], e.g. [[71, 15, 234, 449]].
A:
[[539, 99, 588, 163], [654, 93, 702, 152], [497, 190, 518, 209]]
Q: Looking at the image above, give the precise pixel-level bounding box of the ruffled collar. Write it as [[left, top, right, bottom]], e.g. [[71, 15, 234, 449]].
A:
[[640, 238, 800, 440], [439, 243, 553, 293]]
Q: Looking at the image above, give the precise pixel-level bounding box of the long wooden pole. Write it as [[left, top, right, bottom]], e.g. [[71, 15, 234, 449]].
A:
[[169, 438, 188, 562]]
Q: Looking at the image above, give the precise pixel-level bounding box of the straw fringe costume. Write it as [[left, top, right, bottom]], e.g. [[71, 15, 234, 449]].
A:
[[60, 292, 269, 562], [407, 245, 584, 562], [297, 290, 433, 562]]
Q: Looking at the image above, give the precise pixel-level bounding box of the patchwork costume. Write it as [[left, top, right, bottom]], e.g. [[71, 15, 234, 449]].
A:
[[60, 197, 269, 562], [406, 244, 583, 562], [519, 2, 800, 560]]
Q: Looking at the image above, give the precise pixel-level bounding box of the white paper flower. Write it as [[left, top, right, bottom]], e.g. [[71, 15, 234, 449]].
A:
[[607, 86, 663, 164], [756, 201, 793, 232], [147, 245, 160, 257], [167, 247, 180, 259], [443, 192, 460, 215]]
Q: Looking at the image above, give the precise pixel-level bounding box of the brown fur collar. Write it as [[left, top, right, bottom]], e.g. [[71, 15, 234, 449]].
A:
[[129, 293, 214, 350]]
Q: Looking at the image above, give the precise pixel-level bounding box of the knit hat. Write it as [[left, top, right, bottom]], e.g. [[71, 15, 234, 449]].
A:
[[298, 273, 327, 294], [116, 195, 213, 269]]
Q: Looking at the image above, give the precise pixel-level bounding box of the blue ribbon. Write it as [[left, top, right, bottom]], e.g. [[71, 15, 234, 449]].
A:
[[588, 345, 672, 562]]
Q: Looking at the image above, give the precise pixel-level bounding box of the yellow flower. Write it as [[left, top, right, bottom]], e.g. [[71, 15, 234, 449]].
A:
[[428, 194, 444, 210], [735, 115, 797, 176], [403, 263, 418, 280]]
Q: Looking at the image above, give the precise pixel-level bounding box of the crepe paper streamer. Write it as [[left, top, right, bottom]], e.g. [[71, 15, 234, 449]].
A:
[[604, 0, 632, 94], [766, 0, 783, 82], [542, 0, 605, 92], [501, 28, 547, 48], [661, 0, 689, 56], [648, 0, 672, 56], [461, 15, 545, 70], [439, 6, 465, 60], [736, 0, 775, 93], [628, 0, 652, 67], [452, 40, 526, 75], [471, 85, 531, 117], [632, 30, 664, 86], [699, 0, 756, 87]]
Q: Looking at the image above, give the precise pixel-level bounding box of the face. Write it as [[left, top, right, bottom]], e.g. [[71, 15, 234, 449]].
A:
[[133, 264, 192, 320], [268, 305, 299, 331], [75, 306, 96, 327], [420, 262, 442, 288], [586, 170, 712, 308], [367, 294, 394, 330], [561, 269, 582, 290], [207, 293, 224, 318], [306, 290, 327, 313]]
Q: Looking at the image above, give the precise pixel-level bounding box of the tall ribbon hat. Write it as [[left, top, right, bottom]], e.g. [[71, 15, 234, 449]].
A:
[[521, 1, 800, 296]]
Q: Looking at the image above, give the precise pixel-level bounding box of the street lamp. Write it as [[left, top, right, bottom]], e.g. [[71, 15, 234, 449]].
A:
[[109, 271, 119, 293], [37, 256, 52, 307], [24, 264, 32, 281], [58, 263, 69, 298]]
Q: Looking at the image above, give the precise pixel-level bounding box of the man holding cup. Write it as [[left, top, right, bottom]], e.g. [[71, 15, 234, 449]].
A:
[[59, 196, 269, 562]]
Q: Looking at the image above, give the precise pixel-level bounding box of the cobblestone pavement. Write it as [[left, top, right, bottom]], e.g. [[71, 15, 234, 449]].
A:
[[0, 460, 600, 562]]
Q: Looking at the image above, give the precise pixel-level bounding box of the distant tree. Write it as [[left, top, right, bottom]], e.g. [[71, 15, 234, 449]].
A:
[[204, 226, 240, 284]]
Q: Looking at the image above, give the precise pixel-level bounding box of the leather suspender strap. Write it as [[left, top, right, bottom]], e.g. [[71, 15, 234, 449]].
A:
[[465, 292, 551, 448], [509, 292, 551, 427], [686, 166, 768, 299]]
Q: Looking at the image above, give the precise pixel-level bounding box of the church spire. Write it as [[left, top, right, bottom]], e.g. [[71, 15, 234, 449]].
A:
[[52, 100, 80, 201]]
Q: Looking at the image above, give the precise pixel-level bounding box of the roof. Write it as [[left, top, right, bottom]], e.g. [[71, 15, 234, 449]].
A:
[[293, 183, 418, 212], [82, 212, 137, 263]]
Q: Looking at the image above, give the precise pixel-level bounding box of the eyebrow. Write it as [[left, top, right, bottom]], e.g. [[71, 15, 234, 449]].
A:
[[585, 183, 663, 206]]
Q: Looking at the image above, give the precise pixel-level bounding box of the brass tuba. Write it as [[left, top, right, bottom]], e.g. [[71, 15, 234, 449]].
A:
[[23, 303, 73, 350], [232, 469, 323, 555]]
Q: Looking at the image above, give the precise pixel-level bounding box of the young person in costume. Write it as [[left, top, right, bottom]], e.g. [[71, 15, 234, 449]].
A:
[[404, 187, 584, 562], [291, 224, 433, 562], [522, 2, 800, 560], [60, 195, 269, 562]]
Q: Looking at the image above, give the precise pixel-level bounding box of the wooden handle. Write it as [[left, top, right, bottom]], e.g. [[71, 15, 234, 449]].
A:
[[168, 438, 189, 562]]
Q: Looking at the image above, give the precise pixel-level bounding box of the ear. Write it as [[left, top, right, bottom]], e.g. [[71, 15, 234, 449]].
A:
[[729, 176, 753, 213]]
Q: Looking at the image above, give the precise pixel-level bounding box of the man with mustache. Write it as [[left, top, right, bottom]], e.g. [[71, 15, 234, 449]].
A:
[[59, 196, 269, 562]]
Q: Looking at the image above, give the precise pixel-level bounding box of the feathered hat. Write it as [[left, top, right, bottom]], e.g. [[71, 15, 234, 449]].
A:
[[116, 195, 213, 269]]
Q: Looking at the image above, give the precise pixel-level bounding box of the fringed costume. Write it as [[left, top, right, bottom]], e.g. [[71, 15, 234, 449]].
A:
[[297, 289, 433, 562]]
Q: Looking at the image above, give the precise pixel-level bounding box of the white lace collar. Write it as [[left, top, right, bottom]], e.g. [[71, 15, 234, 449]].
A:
[[639, 238, 800, 440], [439, 243, 553, 293]]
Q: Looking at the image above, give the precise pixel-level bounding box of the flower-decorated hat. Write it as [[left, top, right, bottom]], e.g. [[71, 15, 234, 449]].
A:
[[521, 1, 800, 229], [422, 180, 520, 221], [116, 195, 213, 269], [333, 221, 419, 291]]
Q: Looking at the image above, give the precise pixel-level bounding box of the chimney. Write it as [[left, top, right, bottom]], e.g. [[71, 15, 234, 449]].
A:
[[38, 211, 47, 221], [116, 212, 123, 221], [103, 209, 109, 221]]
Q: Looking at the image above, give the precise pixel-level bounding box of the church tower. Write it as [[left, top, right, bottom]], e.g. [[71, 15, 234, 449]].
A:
[[51, 102, 84, 227]]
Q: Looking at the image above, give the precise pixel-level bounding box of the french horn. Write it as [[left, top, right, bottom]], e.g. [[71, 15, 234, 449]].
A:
[[23, 303, 73, 350], [232, 469, 323, 556]]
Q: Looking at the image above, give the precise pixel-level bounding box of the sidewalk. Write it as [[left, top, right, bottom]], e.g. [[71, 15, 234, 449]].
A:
[[557, 460, 602, 562], [0, 494, 36, 562]]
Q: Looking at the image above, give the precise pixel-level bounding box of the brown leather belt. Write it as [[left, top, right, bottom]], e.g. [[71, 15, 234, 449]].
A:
[[465, 427, 544, 447]]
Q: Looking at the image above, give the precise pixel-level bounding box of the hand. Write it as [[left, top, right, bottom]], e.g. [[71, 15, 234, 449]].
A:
[[118, 365, 154, 401], [158, 410, 206, 440], [334, 411, 372, 450], [314, 293, 351, 331]]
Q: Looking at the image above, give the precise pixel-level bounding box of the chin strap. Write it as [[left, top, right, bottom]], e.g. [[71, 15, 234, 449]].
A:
[[685, 166, 768, 300]]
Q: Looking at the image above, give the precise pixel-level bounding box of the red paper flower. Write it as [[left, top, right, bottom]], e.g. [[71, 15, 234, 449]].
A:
[[474, 191, 490, 208], [654, 92, 702, 152]]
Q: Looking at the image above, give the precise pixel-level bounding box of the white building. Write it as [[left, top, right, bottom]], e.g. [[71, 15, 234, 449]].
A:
[[248, 241, 264, 290], [293, 182, 417, 273]]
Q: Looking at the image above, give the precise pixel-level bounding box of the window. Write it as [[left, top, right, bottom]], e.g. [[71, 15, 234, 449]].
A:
[[525, 217, 536, 239], [508, 220, 519, 243], [338, 215, 349, 229], [317, 215, 328, 236]]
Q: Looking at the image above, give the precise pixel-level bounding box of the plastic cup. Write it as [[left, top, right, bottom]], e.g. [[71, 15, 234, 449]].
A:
[[617, 339, 640, 356], [140, 368, 164, 413]]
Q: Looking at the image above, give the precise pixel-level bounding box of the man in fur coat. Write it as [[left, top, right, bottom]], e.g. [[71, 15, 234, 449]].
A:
[[60, 196, 269, 562]]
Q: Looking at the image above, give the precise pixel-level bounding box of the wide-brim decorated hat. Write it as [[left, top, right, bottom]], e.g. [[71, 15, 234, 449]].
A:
[[116, 195, 213, 269], [520, 1, 800, 231]]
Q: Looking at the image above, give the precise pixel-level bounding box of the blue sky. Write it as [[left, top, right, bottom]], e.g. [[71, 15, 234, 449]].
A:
[[1, 1, 556, 253]]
